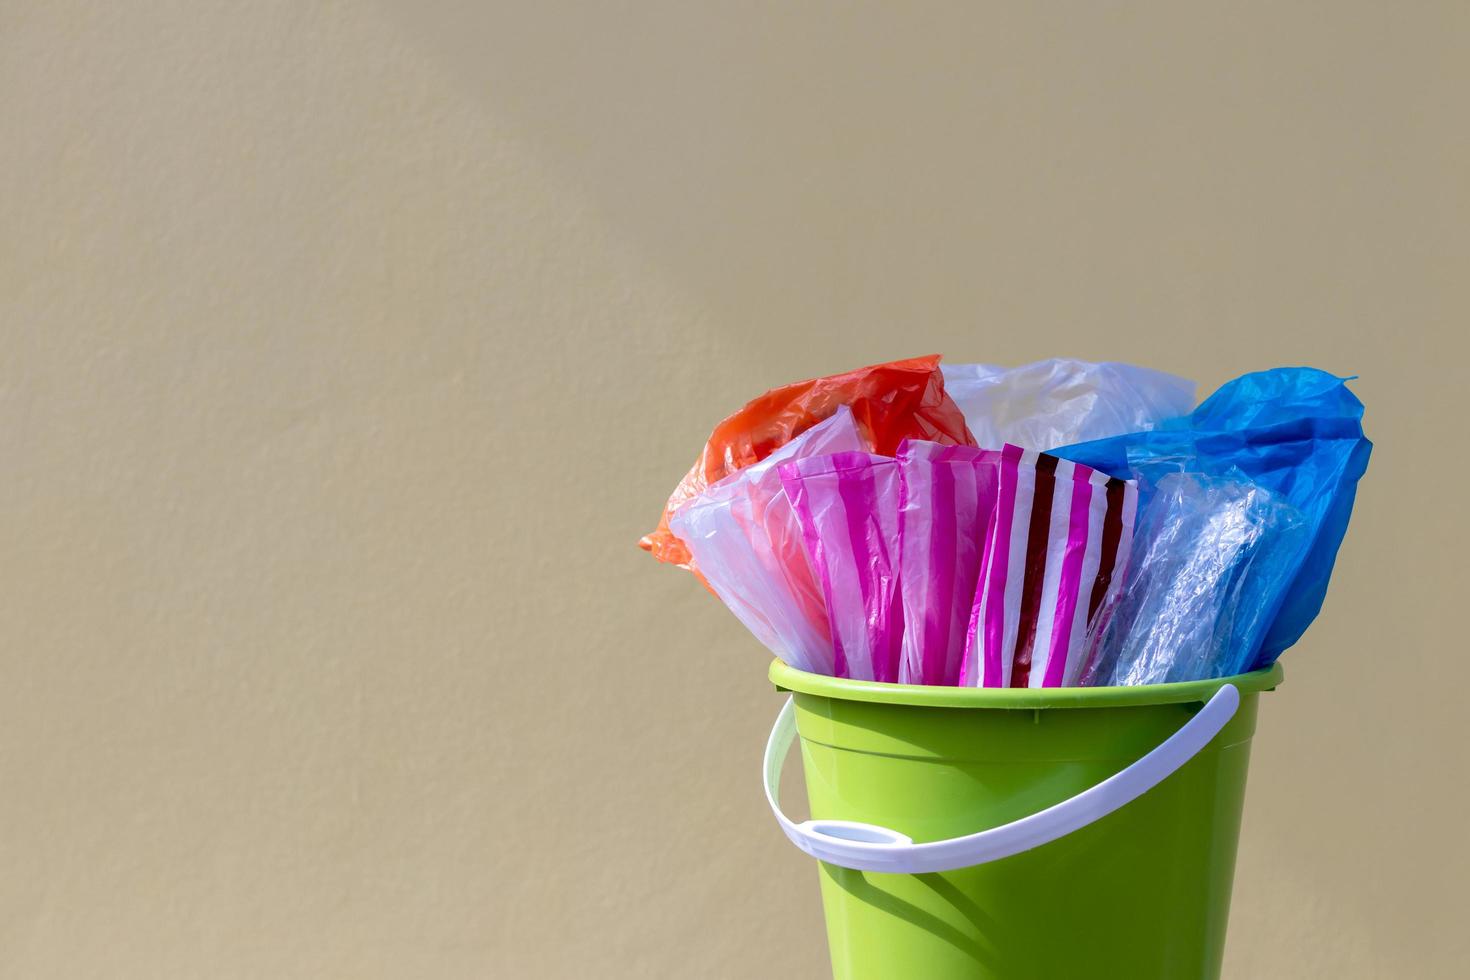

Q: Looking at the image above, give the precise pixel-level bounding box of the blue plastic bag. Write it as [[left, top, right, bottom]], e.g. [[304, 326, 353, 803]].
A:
[[1051, 367, 1371, 669]]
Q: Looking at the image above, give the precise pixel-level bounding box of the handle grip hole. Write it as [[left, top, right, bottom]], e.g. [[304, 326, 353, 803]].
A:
[[803, 821, 912, 845]]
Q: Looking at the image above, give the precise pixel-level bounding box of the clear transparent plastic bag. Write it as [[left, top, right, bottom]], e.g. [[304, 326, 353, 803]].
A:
[[1080, 471, 1310, 686]]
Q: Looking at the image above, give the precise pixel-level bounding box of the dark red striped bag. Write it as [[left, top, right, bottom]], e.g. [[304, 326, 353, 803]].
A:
[[959, 445, 1138, 688]]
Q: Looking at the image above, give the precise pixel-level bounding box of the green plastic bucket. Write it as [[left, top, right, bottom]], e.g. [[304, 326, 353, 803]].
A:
[[765, 659, 1283, 980]]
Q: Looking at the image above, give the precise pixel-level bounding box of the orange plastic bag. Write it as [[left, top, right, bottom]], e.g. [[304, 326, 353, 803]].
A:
[[639, 355, 975, 568]]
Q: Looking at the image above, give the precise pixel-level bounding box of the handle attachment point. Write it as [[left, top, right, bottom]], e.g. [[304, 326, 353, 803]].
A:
[[800, 820, 913, 847]]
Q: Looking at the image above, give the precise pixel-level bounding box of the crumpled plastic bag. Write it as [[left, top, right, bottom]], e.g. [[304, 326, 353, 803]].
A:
[[1051, 367, 1371, 669], [959, 446, 1138, 688], [641, 355, 973, 569], [668, 408, 863, 675], [1081, 471, 1310, 686], [894, 441, 1003, 686], [940, 359, 1196, 451], [779, 452, 903, 682]]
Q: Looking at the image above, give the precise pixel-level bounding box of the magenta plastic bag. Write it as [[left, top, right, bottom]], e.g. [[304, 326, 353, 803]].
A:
[[779, 452, 903, 682], [669, 408, 863, 675], [960, 446, 1139, 688], [894, 441, 1003, 685]]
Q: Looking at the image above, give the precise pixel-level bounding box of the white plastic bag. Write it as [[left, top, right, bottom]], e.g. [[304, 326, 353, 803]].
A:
[[941, 359, 1196, 451], [669, 407, 864, 674]]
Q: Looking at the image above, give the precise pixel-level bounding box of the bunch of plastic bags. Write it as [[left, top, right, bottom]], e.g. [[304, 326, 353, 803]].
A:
[[643, 356, 1370, 687]]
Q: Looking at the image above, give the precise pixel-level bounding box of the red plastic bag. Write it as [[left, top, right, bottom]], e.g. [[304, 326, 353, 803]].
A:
[[639, 355, 974, 568]]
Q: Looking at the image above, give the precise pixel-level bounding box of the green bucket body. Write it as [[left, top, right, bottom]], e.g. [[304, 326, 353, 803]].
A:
[[771, 661, 1283, 980]]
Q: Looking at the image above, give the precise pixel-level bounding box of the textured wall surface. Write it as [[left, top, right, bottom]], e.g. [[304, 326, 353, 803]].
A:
[[2, 2, 1466, 977]]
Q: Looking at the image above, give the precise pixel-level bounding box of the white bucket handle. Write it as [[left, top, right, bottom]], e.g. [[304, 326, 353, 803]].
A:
[[764, 683, 1240, 874]]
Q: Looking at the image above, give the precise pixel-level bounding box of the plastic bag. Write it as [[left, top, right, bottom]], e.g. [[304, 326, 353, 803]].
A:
[[779, 452, 903, 682], [959, 446, 1138, 688], [1081, 472, 1311, 686], [940, 359, 1196, 451], [894, 441, 1003, 685], [642, 355, 974, 569], [669, 408, 864, 674], [1051, 367, 1371, 668]]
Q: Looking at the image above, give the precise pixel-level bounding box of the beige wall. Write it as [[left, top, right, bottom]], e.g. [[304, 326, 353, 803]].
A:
[[2, 2, 1465, 977]]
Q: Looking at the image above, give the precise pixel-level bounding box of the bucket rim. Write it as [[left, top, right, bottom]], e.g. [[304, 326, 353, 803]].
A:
[[770, 659, 1283, 708]]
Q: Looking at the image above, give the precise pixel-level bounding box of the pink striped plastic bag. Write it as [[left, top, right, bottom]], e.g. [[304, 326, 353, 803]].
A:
[[960, 445, 1138, 688], [669, 407, 864, 675], [778, 452, 903, 683], [894, 441, 1004, 686]]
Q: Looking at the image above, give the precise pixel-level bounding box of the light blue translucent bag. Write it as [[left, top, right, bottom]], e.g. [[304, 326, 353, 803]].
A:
[[1081, 471, 1310, 685], [1052, 367, 1371, 670]]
